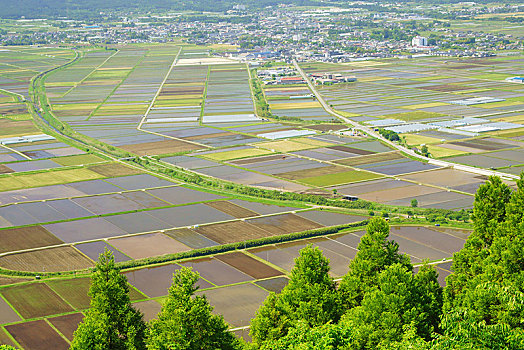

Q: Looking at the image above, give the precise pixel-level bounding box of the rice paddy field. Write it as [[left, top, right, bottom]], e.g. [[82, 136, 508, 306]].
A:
[[1, 43, 521, 348], [29, 43, 487, 210], [0, 221, 466, 347], [264, 84, 335, 122], [301, 56, 524, 176]]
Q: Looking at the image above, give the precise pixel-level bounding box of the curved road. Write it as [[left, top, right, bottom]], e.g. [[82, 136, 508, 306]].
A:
[[293, 59, 519, 180]]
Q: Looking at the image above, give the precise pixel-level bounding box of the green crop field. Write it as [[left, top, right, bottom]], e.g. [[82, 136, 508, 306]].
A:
[[203, 148, 274, 161], [299, 170, 383, 187], [0, 168, 105, 192]]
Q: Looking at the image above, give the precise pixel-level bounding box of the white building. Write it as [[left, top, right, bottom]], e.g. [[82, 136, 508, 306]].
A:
[[411, 36, 428, 47]]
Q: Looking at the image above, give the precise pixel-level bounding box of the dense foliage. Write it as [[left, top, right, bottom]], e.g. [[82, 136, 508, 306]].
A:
[[378, 128, 400, 142], [250, 245, 341, 346], [147, 267, 240, 349], [249, 174, 524, 349], [71, 250, 147, 350]]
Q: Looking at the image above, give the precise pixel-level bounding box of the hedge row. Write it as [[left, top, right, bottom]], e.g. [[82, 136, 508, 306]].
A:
[[116, 220, 369, 271], [0, 220, 368, 278]]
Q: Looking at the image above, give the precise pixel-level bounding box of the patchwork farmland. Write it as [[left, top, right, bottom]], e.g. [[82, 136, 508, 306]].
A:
[[0, 43, 522, 348]]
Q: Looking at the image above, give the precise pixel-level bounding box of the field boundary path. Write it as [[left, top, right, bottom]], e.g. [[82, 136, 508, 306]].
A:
[[292, 59, 519, 181], [137, 47, 182, 130]]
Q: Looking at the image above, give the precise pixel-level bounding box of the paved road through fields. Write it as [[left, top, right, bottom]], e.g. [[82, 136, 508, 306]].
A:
[[292, 59, 518, 180]]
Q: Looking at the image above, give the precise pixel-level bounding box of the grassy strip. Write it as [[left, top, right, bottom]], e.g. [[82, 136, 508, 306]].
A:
[[30, 48, 133, 159], [250, 69, 270, 118], [128, 157, 471, 222]]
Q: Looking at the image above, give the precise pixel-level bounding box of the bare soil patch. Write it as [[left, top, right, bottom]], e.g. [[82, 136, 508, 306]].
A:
[[5, 320, 69, 350], [1, 283, 73, 319], [120, 139, 205, 156], [204, 201, 259, 218], [88, 163, 143, 177], [195, 221, 271, 244], [48, 313, 84, 341], [0, 246, 94, 272], [216, 252, 283, 279], [0, 226, 63, 254]]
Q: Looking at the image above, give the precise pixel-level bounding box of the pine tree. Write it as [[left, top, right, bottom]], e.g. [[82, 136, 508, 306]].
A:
[[147, 267, 240, 350], [339, 217, 411, 310], [71, 250, 146, 350], [250, 245, 340, 346], [342, 263, 442, 348]]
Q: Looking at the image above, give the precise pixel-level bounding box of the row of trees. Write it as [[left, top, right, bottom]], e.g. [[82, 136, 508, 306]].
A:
[[4, 174, 521, 349]]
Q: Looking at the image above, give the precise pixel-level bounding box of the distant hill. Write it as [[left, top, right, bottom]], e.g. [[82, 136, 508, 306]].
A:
[[0, 0, 316, 19], [0, 0, 508, 19]]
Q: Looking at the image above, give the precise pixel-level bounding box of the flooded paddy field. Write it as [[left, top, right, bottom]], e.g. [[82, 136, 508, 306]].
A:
[[0, 223, 468, 348]]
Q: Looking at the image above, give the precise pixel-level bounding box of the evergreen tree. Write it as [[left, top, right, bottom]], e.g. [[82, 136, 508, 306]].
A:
[[257, 320, 353, 350], [250, 245, 340, 346], [339, 217, 411, 309], [430, 309, 524, 349], [71, 250, 147, 350], [471, 175, 511, 245], [505, 173, 524, 227], [342, 263, 442, 348], [147, 267, 239, 350], [445, 173, 524, 329]]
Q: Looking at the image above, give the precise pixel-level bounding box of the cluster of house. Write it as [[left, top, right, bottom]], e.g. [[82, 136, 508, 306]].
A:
[[506, 76, 524, 84], [310, 73, 357, 85], [257, 67, 307, 85]]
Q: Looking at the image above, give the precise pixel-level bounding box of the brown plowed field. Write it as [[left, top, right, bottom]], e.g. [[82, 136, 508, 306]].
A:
[[1, 283, 73, 319], [0, 226, 63, 254], [46, 277, 92, 310], [216, 252, 282, 279], [204, 201, 259, 218], [5, 320, 69, 350], [0, 164, 13, 174], [109, 233, 191, 259], [0, 328, 16, 347], [0, 246, 94, 272], [48, 313, 84, 341], [88, 163, 143, 177], [195, 221, 271, 244], [120, 139, 205, 156]]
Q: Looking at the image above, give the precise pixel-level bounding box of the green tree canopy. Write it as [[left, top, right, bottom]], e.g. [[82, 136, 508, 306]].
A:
[[147, 267, 240, 350], [472, 175, 511, 245], [257, 320, 353, 350], [71, 250, 147, 350], [445, 174, 524, 327], [342, 263, 442, 348], [339, 217, 412, 309], [250, 245, 340, 346]]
